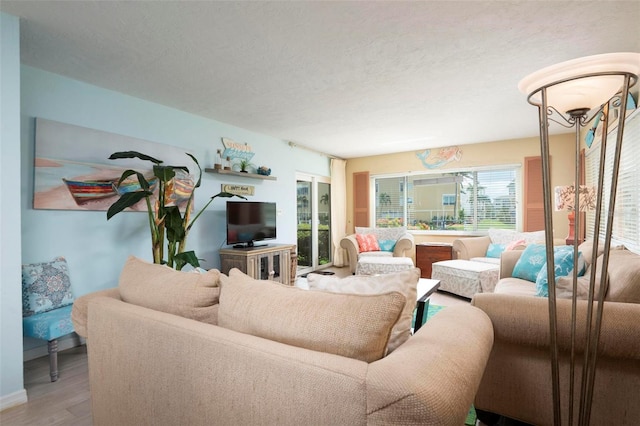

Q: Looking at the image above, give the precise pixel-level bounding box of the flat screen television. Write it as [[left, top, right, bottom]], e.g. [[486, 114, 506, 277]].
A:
[[226, 201, 277, 248]]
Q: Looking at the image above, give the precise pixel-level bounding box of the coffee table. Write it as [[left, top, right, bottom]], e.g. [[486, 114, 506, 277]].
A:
[[413, 278, 441, 333]]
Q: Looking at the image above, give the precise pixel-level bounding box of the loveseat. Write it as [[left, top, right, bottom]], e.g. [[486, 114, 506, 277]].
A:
[[471, 245, 640, 425], [73, 256, 494, 425], [452, 229, 564, 264], [340, 226, 414, 274]]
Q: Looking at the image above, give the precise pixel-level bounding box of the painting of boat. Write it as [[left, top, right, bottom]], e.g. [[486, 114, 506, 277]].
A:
[[115, 176, 159, 195], [62, 178, 118, 205]]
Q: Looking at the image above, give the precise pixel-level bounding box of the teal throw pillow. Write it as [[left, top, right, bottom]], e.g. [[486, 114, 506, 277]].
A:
[[535, 246, 586, 297], [512, 244, 547, 282], [378, 239, 397, 252], [486, 243, 506, 258]]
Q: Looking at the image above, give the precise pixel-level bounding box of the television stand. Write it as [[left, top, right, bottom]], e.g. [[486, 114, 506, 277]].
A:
[[220, 244, 296, 285]]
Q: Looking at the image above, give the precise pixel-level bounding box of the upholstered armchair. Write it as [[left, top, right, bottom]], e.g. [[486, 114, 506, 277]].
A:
[[340, 227, 414, 274]]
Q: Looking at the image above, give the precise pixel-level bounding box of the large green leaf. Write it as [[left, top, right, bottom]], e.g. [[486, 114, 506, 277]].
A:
[[153, 165, 176, 182], [213, 192, 246, 200], [164, 206, 186, 243], [106, 191, 151, 220], [186, 153, 203, 188], [115, 170, 151, 191], [109, 151, 163, 164], [174, 251, 200, 271]]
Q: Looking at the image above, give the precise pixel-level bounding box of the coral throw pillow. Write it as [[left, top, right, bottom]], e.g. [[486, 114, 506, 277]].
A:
[[356, 233, 380, 252]]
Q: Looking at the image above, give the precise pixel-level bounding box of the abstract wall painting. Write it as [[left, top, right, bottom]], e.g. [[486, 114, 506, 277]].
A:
[[34, 118, 194, 211], [416, 146, 463, 169]]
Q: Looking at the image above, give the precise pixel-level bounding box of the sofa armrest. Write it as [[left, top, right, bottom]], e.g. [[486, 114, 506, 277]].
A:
[[499, 249, 524, 279], [393, 233, 414, 258], [471, 293, 640, 359], [367, 305, 494, 425], [471, 293, 640, 425], [340, 234, 360, 274], [72, 287, 121, 338], [452, 236, 491, 260]]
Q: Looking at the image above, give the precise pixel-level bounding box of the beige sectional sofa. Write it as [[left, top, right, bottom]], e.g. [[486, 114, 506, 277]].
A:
[[471, 245, 640, 425], [73, 256, 494, 425]]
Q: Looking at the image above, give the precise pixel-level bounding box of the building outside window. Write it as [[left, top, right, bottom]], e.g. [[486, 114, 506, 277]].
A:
[[373, 168, 518, 231]]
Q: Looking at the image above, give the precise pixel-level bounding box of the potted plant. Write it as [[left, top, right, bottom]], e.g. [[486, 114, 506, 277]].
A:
[[106, 151, 246, 270], [236, 158, 254, 173]]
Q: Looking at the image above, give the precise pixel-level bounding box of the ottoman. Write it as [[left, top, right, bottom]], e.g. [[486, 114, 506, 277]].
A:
[[431, 259, 499, 298], [356, 256, 414, 275]]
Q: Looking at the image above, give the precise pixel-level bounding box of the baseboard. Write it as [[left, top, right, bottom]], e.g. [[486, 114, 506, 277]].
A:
[[23, 334, 84, 362], [0, 389, 28, 412]]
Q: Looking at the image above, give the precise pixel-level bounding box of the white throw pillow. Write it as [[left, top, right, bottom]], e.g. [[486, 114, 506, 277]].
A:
[[307, 268, 420, 353]]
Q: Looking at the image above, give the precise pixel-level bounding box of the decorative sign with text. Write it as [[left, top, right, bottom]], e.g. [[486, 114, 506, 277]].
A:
[[222, 184, 255, 196], [221, 137, 255, 161]]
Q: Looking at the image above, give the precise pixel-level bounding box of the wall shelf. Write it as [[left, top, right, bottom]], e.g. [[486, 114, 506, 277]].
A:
[[204, 168, 277, 181]]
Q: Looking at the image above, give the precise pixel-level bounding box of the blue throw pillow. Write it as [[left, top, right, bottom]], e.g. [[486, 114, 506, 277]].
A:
[[535, 247, 586, 297], [378, 239, 397, 252], [486, 243, 506, 258], [512, 244, 547, 282]]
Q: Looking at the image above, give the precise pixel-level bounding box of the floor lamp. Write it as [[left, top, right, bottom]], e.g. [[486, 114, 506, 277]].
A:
[[518, 52, 640, 425]]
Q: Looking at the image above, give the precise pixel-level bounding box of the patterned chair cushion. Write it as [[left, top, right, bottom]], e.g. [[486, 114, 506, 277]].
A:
[[22, 256, 74, 317], [23, 305, 74, 341]]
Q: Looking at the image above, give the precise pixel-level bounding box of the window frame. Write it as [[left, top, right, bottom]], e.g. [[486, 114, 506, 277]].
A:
[[371, 164, 522, 234]]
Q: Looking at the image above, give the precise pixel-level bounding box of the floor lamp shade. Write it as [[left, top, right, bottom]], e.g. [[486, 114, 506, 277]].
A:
[[518, 53, 640, 113], [519, 52, 640, 426]]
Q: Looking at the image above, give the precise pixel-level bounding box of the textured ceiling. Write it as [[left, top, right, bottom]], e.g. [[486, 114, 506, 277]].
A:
[[2, 1, 639, 158]]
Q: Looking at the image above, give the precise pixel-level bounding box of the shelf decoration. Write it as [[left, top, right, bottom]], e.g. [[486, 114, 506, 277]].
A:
[[222, 137, 254, 161], [222, 184, 255, 196]]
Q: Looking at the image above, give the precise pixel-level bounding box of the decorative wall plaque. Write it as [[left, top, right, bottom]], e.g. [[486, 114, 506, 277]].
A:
[[221, 184, 255, 196]]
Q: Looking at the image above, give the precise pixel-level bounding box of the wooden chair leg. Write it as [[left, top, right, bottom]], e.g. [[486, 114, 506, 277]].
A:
[[47, 339, 59, 382]]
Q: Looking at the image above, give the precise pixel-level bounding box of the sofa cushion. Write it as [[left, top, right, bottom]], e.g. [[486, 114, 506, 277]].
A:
[[535, 247, 585, 297], [219, 269, 406, 363], [512, 244, 547, 282], [486, 243, 506, 258], [378, 239, 397, 252], [356, 226, 408, 253], [307, 268, 420, 353], [603, 250, 640, 303], [355, 233, 380, 252], [494, 277, 538, 297], [22, 256, 75, 317], [118, 256, 221, 325], [488, 229, 545, 246], [505, 239, 527, 251]]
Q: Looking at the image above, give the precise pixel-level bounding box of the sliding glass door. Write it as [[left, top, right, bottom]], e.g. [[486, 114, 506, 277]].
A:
[[296, 173, 332, 276]]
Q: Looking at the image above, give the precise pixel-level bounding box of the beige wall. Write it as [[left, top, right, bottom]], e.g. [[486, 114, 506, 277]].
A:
[[345, 133, 575, 244]]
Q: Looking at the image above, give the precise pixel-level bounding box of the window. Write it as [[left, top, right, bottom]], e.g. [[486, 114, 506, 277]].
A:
[[373, 167, 518, 231], [296, 173, 332, 273], [585, 108, 639, 253], [442, 194, 456, 206]]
